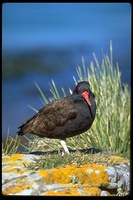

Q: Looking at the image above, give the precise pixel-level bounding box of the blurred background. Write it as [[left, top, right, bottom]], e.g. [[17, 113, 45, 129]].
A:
[[2, 3, 131, 140]]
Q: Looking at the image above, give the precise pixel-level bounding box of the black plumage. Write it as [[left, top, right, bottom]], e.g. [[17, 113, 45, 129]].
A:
[[17, 81, 96, 153]]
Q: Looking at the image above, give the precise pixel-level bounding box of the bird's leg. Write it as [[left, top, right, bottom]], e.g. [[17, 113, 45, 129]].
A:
[[60, 139, 70, 154]]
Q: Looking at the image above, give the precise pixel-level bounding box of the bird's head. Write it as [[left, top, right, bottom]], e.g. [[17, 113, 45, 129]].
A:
[[73, 81, 95, 106]]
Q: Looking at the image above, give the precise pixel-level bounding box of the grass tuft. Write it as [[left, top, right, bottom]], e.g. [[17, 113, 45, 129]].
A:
[[2, 128, 20, 156], [26, 151, 120, 171]]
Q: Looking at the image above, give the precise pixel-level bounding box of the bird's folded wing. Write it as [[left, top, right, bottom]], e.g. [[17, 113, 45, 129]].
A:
[[17, 98, 77, 137]]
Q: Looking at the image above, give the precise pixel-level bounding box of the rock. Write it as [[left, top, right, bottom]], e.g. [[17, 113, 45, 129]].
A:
[[2, 154, 130, 196]]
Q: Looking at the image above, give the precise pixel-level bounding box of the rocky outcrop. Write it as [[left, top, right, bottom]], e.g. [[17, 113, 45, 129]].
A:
[[2, 154, 130, 196]]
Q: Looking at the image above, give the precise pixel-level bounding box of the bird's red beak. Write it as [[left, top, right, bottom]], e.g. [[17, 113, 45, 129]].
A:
[[82, 91, 91, 106]]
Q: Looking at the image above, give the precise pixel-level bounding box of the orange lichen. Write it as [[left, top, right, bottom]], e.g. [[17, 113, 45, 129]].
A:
[[109, 155, 129, 163], [2, 178, 35, 195], [2, 153, 128, 196], [38, 163, 109, 187], [3, 167, 26, 175], [44, 188, 80, 196], [38, 170, 54, 184], [51, 164, 77, 184], [2, 154, 24, 163], [85, 187, 101, 196], [44, 187, 102, 196], [3, 185, 23, 195]]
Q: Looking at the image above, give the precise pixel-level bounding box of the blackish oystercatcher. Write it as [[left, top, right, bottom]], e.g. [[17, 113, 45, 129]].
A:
[[17, 81, 96, 153]]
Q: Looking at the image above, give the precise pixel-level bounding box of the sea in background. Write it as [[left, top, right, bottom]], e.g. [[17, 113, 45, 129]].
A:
[[2, 3, 131, 140]]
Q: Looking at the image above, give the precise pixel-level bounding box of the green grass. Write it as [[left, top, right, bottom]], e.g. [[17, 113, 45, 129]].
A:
[[26, 151, 119, 170], [2, 41, 130, 161], [2, 128, 20, 156]]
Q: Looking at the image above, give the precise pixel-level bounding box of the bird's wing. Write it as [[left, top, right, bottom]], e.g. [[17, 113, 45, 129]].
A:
[[17, 98, 77, 137]]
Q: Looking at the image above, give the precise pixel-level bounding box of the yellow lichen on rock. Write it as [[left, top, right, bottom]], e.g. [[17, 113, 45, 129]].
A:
[[38, 163, 109, 187], [109, 155, 129, 163], [38, 170, 54, 184], [83, 187, 101, 196], [44, 188, 80, 196], [3, 167, 26, 175], [2, 154, 30, 176], [2, 154, 129, 196], [2, 154, 25, 163], [2, 178, 35, 195], [51, 164, 78, 184], [43, 187, 102, 196], [3, 185, 23, 195]]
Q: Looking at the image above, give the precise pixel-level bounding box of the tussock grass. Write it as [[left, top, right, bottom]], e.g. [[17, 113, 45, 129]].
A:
[[68, 42, 130, 158]]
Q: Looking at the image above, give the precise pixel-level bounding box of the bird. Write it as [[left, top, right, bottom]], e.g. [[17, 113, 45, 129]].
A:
[[17, 81, 96, 154]]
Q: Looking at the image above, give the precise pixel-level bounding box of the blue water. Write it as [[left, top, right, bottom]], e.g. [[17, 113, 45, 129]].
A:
[[2, 3, 131, 139]]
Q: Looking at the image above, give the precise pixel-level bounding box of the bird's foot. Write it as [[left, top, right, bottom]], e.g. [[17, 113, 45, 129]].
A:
[[60, 140, 70, 155]]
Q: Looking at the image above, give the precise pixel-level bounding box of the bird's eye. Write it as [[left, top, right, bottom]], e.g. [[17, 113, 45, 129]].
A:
[[78, 86, 80, 90]]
